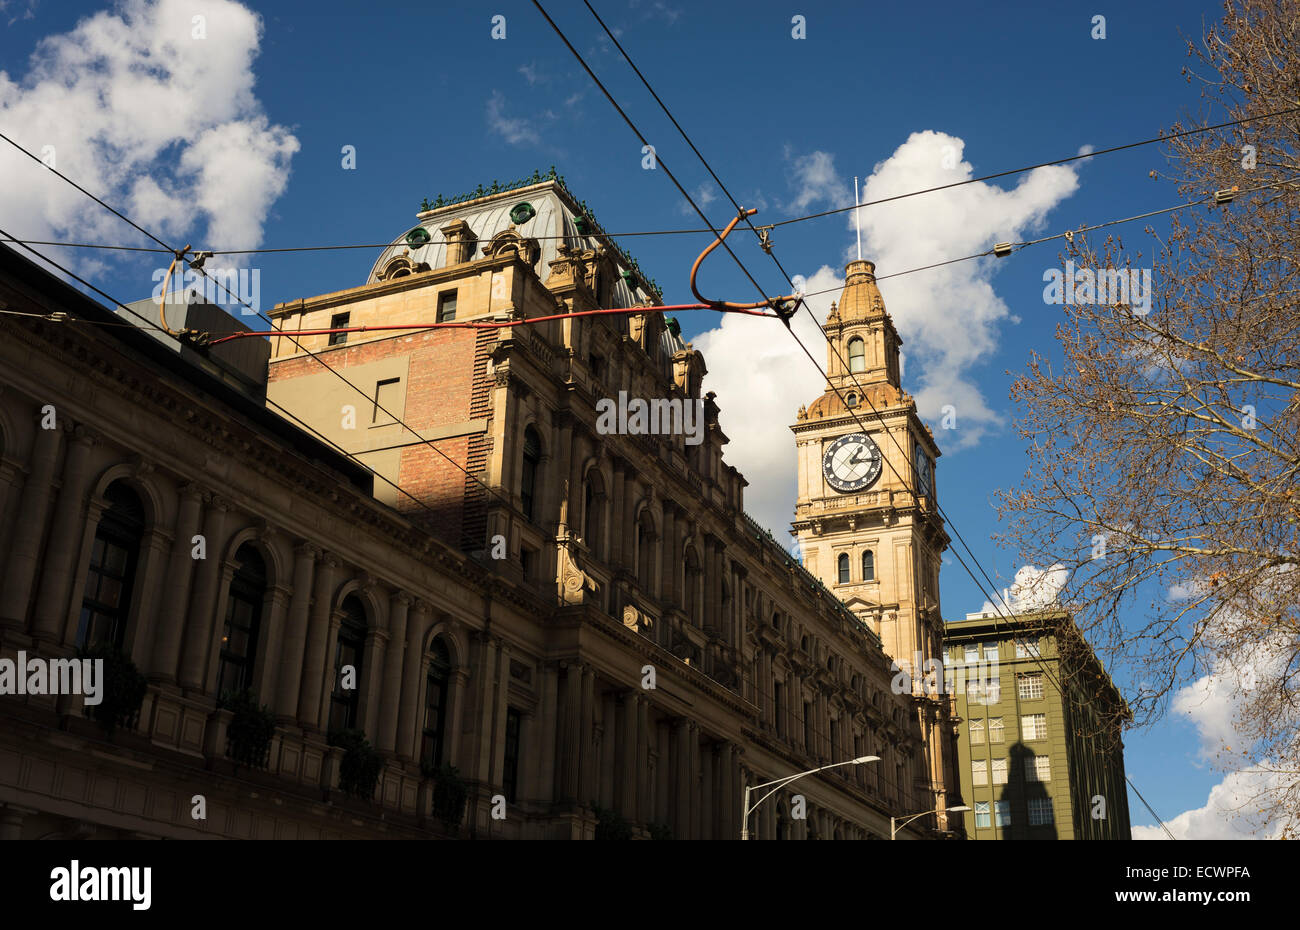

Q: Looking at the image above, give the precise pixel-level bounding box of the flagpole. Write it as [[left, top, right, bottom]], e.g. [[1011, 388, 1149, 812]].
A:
[[854, 176, 862, 260]]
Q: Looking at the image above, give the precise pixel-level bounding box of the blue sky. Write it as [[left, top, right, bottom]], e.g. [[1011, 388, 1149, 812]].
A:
[[0, 0, 1258, 836]]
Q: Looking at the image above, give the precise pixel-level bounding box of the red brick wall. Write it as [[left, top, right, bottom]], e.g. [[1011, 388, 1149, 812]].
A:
[[268, 327, 487, 547]]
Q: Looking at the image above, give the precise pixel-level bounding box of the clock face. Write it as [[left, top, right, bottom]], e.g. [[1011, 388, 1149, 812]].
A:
[[822, 433, 883, 492]]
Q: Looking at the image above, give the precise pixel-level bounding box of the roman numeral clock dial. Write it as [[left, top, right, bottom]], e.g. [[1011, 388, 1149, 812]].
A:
[[822, 433, 883, 492]]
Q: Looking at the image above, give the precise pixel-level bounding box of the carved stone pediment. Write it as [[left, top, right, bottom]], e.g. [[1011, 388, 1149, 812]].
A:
[[484, 228, 541, 267], [376, 252, 431, 281], [623, 604, 653, 635]]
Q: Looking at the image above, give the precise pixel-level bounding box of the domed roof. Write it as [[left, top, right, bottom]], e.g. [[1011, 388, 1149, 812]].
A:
[[835, 259, 886, 322], [366, 180, 647, 310]]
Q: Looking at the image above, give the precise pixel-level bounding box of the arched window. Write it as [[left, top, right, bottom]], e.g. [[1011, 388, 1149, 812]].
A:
[[862, 550, 875, 582], [422, 637, 452, 769], [217, 544, 266, 698], [521, 426, 541, 522], [847, 337, 865, 373], [845, 392, 859, 408], [77, 481, 145, 649], [582, 471, 604, 557], [636, 510, 655, 586], [329, 595, 368, 733], [684, 547, 702, 623], [837, 552, 850, 584]]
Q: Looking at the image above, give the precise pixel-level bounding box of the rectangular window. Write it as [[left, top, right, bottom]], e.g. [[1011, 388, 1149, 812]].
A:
[[803, 701, 813, 752], [329, 312, 350, 346], [372, 377, 400, 425], [965, 678, 982, 701], [963, 643, 979, 664], [773, 681, 784, 738], [1022, 713, 1047, 740], [520, 546, 534, 581], [989, 717, 1005, 743], [992, 758, 1008, 785], [1028, 797, 1054, 825], [1018, 673, 1044, 700], [502, 707, 521, 803], [982, 641, 998, 662], [994, 800, 1011, 827], [1025, 755, 1051, 782], [974, 801, 990, 828], [437, 289, 458, 322], [983, 677, 1001, 704], [1016, 637, 1040, 659], [971, 759, 987, 786], [969, 717, 985, 744]]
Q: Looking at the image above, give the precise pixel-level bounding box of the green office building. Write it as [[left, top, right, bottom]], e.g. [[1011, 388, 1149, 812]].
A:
[[944, 608, 1131, 839]]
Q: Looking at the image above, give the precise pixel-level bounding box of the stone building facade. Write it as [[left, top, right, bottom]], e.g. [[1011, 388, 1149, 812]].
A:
[[0, 173, 960, 839]]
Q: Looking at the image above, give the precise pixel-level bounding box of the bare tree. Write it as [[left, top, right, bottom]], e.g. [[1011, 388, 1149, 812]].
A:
[[997, 0, 1300, 836]]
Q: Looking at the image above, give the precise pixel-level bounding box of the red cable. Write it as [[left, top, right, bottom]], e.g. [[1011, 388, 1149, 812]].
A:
[[206, 302, 774, 346]]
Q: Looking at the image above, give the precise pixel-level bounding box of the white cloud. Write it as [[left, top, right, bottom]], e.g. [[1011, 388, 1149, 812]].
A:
[[678, 182, 716, 217], [1132, 768, 1284, 839], [785, 149, 850, 213], [486, 90, 538, 147], [0, 0, 297, 267], [696, 132, 1080, 539], [694, 265, 840, 538], [1133, 642, 1291, 839], [851, 131, 1080, 448]]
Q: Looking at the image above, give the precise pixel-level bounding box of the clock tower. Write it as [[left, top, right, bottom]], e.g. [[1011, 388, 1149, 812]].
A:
[[791, 258, 957, 823]]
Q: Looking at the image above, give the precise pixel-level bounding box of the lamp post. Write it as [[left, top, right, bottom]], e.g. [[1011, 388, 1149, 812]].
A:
[[741, 756, 879, 840], [890, 804, 971, 840]]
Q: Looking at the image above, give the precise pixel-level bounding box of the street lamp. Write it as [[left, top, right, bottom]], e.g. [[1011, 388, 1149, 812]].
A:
[[741, 756, 879, 840], [890, 804, 971, 840]]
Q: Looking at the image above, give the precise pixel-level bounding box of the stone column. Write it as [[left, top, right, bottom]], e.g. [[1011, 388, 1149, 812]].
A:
[[150, 485, 205, 684], [0, 417, 62, 625], [361, 626, 389, 739], [252, 584, 291, 705], [179, 495, 230, 691], [719, 743, 735, 839], [488, 641, 511, 791], [31, 426, 95, 643], [296, 553, 339, 730], [469, 632, 499, 784], [534, 661, 558, 803], [700, 739, 714, 839], [599, 693, 617, 807], [273, 543, 317, 722], [376, 592, 410, 753], [671, 519, 685, 609], [610, 464, 626, 566], [617, 693, 637, 820], [395, 600, 430, 760], [661, 505, 676, 606], [673, 718, 691, 838], [559, 662, 582, 801], [635, 696, 650, 823], [577, 665, 596, 802], [655, 721, 671, 825]]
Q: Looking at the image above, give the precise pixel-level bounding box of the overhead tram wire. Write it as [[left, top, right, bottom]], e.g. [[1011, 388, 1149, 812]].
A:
[[0, 231, 470, 521], [574, 0, 1079, 666], [565, 0, 1173, 836], [0, 133, 525, 517], [544, 0, 1050, 698], [581, 0, 1296, 732], [10, 174, 1298, 340]]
